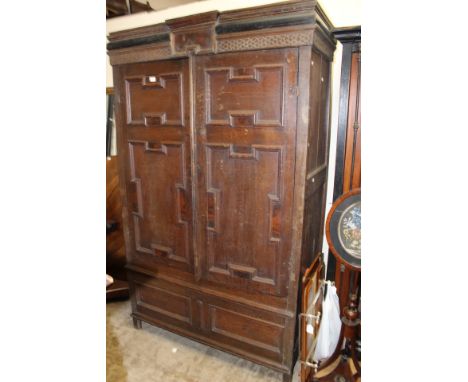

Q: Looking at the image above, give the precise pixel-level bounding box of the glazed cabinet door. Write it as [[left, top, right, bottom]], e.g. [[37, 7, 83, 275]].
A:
[[194, 48, 299, 296], [114, 59, 194, 274]]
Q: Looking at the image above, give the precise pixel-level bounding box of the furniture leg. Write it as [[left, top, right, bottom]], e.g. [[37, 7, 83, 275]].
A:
[[132, 317, 142, 329]]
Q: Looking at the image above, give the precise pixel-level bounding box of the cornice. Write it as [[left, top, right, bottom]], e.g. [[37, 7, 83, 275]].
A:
[[218, 0, 318, 22], [333, 25, 361, 43], [108, 23, 169, 42], [166, 10, 219, 29], [107, 0, 336, 63]]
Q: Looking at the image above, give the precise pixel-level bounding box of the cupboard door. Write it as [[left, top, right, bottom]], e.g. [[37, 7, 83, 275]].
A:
[[115, 59, 194, 273], [195, 49, 298, 296]]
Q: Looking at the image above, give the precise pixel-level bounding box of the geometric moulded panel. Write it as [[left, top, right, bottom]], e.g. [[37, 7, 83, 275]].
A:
[[128, 140, 190, 267], [135, 281, 193, 325], [205, 65, 285, 128], [125, 72, 184, 127], [204, 143, 284, 294], [209, 305, 284, 355]]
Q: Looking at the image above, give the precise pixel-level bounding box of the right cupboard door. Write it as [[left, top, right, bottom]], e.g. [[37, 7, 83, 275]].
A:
[[195, 48, 299, 297]]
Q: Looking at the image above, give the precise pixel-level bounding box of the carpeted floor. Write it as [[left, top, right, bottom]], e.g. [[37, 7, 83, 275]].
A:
[[107, 300, 300, 382]]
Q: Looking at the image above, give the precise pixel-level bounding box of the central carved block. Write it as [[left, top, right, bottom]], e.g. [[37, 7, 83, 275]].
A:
[[167, 11, 218, 55], [172, 26, 215, 54]]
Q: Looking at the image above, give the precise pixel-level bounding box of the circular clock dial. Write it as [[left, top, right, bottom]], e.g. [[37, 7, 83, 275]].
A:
[[326, 189, 361, 270], [338, 201, 361, 259]]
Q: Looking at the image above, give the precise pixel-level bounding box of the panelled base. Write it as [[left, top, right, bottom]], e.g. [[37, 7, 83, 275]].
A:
[[127, 268, 296, 376]]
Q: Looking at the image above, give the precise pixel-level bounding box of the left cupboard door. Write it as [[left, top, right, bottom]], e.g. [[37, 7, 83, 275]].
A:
[[113, 59, 194, 275]]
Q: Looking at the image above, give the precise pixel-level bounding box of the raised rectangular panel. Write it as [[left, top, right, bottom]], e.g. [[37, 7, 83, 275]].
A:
[[128, 140, 192, 269], [125, 72, 184, 127], [205, 143, 283, 293], [135, 281, 192, 324], [307, 51, 331, 172], [209, 305, 284, 354], [205, 65, 285, 128]]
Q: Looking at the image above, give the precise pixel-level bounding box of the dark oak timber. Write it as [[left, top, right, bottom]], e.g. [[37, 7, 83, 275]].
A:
[[108, 1, 336, 379], [327, 26, 361, 282]]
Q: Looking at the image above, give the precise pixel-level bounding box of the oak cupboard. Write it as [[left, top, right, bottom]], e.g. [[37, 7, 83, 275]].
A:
[[107, 1, 335, 380]]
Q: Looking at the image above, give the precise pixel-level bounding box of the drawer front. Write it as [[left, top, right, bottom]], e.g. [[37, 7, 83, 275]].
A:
[[128, 271, 290, 368], [206, 300, 287, 363], [131, 279, 193, 329]]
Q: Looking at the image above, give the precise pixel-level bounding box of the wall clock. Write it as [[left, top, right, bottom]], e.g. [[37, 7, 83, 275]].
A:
[[326, 189, 361, 270]]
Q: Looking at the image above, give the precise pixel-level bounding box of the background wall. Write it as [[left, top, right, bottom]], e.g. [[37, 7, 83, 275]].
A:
[[106, 0, 361, 273]]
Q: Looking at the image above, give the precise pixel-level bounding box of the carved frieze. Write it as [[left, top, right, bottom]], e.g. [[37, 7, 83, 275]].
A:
[[217, 28, 314, 53]]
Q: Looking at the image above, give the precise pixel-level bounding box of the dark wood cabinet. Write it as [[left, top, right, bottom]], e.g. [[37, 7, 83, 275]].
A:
[[327, 26, 361, 310], [108, 1, 335, 380]]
